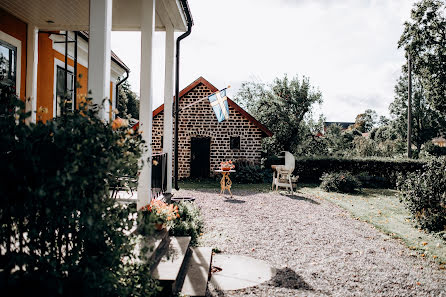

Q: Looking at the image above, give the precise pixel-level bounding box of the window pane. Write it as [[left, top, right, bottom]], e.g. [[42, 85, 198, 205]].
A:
[[56, 67, 65, 95], [230, 136, 240, 150], [56, 66, 74, 115], [0, 41, 17, 88], [67, 72, 74, 92]]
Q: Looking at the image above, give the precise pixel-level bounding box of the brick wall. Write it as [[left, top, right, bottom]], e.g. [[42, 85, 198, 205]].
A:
[[152, 83, 265, 178]]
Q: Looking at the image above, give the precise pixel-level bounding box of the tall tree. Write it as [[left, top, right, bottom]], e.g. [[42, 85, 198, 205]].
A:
[[390, 72, 445, 155], [235, 74, 322, 154], [353, 109, 377, 133], [398, 0, 446, 113]]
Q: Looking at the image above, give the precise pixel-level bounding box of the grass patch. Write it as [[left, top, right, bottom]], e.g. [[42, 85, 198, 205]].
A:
[[299, 185, 446, 265]]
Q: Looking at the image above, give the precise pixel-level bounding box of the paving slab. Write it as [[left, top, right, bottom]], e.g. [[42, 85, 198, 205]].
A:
[[210, 254, 276, 291], [145, 228, 169, 269], [181, 247, 213, 296], [152, 236, 191, 281]]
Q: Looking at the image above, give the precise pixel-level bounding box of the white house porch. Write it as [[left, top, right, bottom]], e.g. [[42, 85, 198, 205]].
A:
[[0, 0, 192, 209]]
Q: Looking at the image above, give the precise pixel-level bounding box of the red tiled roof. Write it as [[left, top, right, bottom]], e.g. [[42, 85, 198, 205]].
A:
[[152, 76, 273, 137]]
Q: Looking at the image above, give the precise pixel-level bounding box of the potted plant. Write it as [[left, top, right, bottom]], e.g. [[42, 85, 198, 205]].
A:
[[220, 160, 235, 171], [138, 200, 179, 234]]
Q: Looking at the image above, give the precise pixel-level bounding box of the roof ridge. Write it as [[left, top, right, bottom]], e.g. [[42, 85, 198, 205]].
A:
[[153, 77, 273, 137]]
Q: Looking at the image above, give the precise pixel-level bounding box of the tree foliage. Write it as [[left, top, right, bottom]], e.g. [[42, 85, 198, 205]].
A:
[[235, 74, 322, 154], [117, 80, 139, 119], [390, 72, 445, 154], [353, 109, 377, 133], [398, 0, 446, 113]]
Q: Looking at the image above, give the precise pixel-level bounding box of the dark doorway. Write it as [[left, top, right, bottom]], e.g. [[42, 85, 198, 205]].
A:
[[190, 137, 211, 178]]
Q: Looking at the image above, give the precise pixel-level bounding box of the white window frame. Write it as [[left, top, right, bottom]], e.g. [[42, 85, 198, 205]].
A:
[[0, 30, 22, 97], [53, 58, 74, 117]]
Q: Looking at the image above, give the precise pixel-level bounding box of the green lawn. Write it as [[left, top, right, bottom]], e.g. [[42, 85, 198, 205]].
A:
[[298, 185, 446, 265], [179, 180, 446, 265]]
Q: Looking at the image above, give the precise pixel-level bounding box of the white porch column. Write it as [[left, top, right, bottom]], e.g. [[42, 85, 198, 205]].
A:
[[163, 24, 175, 193], [137, 0, 156, 209], [88, 0, 112, 121], [25, 25, 38, 124]]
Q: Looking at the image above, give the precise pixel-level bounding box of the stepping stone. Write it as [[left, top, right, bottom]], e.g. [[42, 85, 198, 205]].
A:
[[144, 228, 170, 269], [152, 236, 191, 290], [210, 254, 276, 291], [181, 247, 213, 297]]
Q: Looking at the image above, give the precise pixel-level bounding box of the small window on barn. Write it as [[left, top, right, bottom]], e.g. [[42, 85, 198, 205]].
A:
[[230, 136, 240, 150]]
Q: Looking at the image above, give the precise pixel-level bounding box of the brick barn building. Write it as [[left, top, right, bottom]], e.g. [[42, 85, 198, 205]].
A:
[[151, 77, 272, 178]]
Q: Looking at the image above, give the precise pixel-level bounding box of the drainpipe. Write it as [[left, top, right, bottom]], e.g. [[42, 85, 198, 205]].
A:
[[115, 69, 129, 118], [174, 0, 193, 190], [74, 31, 78, 108]]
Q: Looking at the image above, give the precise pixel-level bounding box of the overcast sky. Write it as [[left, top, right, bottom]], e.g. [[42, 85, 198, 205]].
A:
[[111, 0, 416, 122]]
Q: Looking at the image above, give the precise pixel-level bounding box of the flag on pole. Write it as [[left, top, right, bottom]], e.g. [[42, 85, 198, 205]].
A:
[[208, 89, 229, 122]]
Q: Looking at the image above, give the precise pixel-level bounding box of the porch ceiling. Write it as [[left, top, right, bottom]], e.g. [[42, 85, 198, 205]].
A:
[[0, 0, 187, 31]]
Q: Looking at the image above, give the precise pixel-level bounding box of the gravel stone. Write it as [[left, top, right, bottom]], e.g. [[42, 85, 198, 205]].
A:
[[175, 188, 446, 297]]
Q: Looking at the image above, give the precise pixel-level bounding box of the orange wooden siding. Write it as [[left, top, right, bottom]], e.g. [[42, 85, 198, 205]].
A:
[[1, 9, 117, 121], [36, 33, 114, 122]]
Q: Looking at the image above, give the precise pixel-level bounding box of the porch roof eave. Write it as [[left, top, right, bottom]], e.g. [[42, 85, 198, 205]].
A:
[[0, 0, 189, 32]]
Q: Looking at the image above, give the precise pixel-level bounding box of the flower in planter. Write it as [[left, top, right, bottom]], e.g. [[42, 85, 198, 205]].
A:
[[112, 117, 129, 130], [139, 200, 179, 232], [220, 160, 235, 171]]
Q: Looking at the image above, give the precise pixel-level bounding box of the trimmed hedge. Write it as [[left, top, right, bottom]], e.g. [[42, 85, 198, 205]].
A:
[[293, 156, 426, 188]]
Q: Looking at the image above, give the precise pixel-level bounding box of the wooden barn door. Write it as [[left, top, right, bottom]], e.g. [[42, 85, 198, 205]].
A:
[[190, 137, 211, 178]]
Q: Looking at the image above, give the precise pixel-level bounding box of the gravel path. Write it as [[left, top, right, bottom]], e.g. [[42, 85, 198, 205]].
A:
[[175, 188, 446, 297]]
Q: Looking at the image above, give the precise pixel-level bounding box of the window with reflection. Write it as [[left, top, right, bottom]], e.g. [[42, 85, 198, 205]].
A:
[[0, 40, 17, 88], [56, 66, 74, 116]]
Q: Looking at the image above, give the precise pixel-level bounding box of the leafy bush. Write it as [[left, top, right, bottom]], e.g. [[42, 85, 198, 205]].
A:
[[294, 156, 425, 188], [423, 141, 446, 157], [169, 201, 204, 246], [398, 157, 446, 232], [320, 172, 362, 193], [232, 159, 271, 184], [0, 86, 158, 296]]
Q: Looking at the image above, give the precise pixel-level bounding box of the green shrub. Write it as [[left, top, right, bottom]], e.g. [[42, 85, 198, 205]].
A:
[[397, 157, 446, 232], [0, 86, 158, 296], [294, 156, 425, 188], [320, 172, 362, 193], [169, 201, 204, 246], [423, 141, 446, 157], [232, 159, 271, 184]]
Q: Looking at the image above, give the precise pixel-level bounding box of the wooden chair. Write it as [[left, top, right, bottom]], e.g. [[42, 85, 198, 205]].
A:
[[271, 151, 298, 194]]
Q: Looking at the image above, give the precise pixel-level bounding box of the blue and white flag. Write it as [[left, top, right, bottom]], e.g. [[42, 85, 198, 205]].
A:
[[208, 89, 229, 122]]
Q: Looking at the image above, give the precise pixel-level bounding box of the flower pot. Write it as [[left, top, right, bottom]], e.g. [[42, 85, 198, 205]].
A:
[[221, 167, 231, 171], [154, 223, 166, 231]]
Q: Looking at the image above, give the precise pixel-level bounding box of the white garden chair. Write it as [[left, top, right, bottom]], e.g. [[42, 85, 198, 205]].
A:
[[271, 151, 298, 194]]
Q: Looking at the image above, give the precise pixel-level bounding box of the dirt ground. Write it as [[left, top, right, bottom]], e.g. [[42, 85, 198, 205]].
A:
[[176, 188, 446, 297]]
